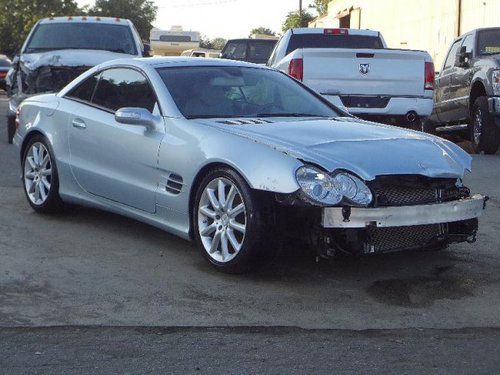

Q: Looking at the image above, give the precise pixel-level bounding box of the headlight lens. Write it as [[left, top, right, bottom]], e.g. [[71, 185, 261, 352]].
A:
[[295, 166, 342, 205], [493, 70, 500, 96], [295, 166, 373, 206]]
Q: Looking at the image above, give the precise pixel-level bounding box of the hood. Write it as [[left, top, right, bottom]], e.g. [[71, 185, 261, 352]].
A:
[[201, 117, 472, 181], [20, 49, 134, 71]]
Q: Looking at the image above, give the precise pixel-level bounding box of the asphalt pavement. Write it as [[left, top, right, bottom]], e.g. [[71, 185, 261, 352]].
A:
[[0, 92, 499, 373]]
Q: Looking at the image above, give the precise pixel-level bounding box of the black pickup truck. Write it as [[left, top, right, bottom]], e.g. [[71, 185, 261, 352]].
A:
[[426, 28, 500, 154]]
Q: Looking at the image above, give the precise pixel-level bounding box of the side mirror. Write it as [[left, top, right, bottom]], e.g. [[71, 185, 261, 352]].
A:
[[115, 107, 156, 128], [142, 42, 152, 57], [456, 46, 471, 67]]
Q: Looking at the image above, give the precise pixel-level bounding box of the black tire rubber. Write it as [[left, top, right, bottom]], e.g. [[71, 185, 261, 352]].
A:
[[7, 115, 15, 144], [193, 167, 270, 274], [421, 117, 438, 135], [22, 135, 66, 213], [470, 96, 499, 154]]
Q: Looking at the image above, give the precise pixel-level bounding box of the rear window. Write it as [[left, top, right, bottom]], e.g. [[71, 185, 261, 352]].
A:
[[286, 34, 384, 55], [0, 59, 11, 67], [222, 40, 277, 63], [24, 22, 137, 55]]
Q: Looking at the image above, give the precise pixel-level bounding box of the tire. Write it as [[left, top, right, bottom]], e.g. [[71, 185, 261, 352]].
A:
[[193, 167, 269, 273], [22, 135, 65, 213], [421, 117, 438, 135], [7, 115, 15, 144], [470, 96, 499, 154]]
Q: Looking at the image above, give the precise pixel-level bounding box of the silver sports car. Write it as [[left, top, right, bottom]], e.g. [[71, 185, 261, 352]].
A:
[[13, 57, 487, 273]]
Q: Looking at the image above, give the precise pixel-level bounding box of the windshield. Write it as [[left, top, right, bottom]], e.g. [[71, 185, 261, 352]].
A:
[[156, 66, 341, 119], [25, 23, 137, 55], [286, 34, 383, 55], [478, 29, 500, 56]]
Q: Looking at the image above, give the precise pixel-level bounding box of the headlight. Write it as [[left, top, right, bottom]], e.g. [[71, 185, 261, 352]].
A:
[[295, 166, 342, 205], [295, 166, 373, 206], [493, 70, 500, 96]]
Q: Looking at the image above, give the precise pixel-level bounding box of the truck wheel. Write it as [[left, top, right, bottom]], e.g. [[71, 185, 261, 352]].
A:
[[421, 118, 438, 135], [7, 115, 15, 144], [471, 96, 499, 154]]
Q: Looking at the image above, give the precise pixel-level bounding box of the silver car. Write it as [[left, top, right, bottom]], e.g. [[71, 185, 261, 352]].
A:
[[13, 57, 487, 273]]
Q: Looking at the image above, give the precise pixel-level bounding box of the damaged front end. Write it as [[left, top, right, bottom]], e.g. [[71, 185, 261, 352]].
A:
[[8, 62, 90, 108], [273, 175, 487, 258]]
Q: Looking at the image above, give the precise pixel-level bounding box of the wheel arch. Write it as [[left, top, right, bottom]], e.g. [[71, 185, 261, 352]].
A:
[[188, 162, 250, 240], [20, 129, 49, 161], [469, 80, 487, 113]]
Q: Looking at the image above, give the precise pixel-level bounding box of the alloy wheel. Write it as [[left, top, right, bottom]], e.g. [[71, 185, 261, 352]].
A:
[[24, 142, 52, 205], [473, 108, 483, 145], [198, 177, 247, 263]]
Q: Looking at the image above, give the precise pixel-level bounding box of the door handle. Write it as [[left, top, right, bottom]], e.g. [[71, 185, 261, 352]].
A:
[[72, 119, 86, 129]]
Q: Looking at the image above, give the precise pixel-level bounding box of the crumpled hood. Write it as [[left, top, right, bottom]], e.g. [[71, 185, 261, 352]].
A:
[[20, 49, 134, 71], [202, 117, 472, 181]]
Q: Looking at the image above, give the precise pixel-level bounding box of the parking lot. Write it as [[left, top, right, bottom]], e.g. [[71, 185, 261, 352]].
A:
[[0, 91, 499, 372]]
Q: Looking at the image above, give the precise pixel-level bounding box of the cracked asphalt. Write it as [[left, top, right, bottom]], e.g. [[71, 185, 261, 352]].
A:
[[0, 93, 499, 373]]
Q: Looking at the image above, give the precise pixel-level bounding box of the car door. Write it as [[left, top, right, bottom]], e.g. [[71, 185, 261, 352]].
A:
[[67, 67, 164, 213], [435, 39, 462, 123], [452, 34, 475, 122]]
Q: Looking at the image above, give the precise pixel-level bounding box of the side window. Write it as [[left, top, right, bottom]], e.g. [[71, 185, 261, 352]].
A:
[[66, 73, 100, 103], [443, 40, 462, 70], [461, 35, 474, 55], [92, 68, 157, 112]]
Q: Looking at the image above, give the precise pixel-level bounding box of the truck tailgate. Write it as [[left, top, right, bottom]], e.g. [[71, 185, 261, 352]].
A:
[[301, 48, 428, 97]]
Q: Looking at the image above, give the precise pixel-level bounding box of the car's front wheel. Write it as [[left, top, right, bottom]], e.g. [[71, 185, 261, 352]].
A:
[[193, 167, 268, 273], [22, 135, 65, 213], [471, 96, 499, 154]]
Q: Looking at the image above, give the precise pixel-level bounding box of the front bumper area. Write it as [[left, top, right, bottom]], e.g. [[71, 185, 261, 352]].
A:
[[322, 195, 487, 228]]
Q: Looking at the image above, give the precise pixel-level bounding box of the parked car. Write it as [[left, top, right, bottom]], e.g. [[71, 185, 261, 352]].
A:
[[220, 38, 277, 64], [425, 27, 500, 154], [13, 58, 486, 273], [5, 16, 149, 144], [0, 55, 12, 91], [268, 28, 435, 129], [181, 49, 220, 58]]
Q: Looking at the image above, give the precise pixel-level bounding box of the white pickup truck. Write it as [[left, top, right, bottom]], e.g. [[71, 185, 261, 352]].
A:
[[268, 28, 435, 129]]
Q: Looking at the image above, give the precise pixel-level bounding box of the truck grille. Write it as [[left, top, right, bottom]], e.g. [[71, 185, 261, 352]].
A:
[[365, 224, 443, 253]]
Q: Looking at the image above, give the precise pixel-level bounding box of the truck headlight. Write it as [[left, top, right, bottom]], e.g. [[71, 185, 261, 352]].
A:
[[295, 166, 372, 206], [493, 70, 500, 96]]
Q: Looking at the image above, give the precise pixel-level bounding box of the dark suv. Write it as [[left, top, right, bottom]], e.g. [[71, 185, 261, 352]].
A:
[[426, 28, 500, 154], [220, 38, 277, 64]]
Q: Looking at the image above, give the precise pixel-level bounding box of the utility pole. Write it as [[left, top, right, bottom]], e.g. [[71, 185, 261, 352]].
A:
[[299, 0, 303, 18]]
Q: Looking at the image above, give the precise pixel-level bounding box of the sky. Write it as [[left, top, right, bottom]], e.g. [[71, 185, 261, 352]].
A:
[[77, 0, 316, 39]]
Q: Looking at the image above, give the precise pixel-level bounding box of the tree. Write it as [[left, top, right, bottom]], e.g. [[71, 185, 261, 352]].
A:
[[281, 10, 314, 33], [249, 27, 276, 38], [309, 0, 329, 16], [200, 36, 227, 50], [0, 0, 81, 56], [89, 0, 157, 41]]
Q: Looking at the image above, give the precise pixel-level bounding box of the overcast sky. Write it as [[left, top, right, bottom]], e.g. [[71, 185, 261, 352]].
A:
[[77, 0, 316, 39]]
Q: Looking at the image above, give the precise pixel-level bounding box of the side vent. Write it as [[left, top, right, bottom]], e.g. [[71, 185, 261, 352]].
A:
[[166, 173, 183, 195]]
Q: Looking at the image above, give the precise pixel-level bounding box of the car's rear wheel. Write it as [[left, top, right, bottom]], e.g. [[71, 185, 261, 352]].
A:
[[193, 167, 268, 273], [22, 136, 65, 213], [471, 96, 499, 154]]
